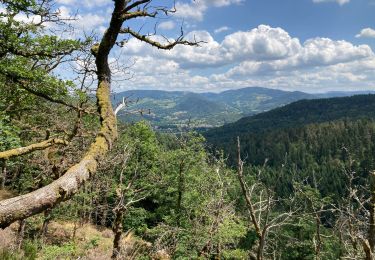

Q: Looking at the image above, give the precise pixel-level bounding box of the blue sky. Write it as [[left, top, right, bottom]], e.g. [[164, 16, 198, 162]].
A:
[[49, 1, 375, 92]]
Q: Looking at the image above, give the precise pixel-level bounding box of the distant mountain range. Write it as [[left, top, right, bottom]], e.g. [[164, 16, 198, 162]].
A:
[[112, 87, 375, 130], [204, 94, 375, 147]]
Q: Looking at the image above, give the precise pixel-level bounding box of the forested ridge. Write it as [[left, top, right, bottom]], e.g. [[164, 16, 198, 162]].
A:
[[1, 0, 375, 260], [205, 94, 375, 140]]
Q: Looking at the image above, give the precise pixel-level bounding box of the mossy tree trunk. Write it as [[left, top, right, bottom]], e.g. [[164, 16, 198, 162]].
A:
[[0, 0, 122, 228], [0, 0, 198, 229]]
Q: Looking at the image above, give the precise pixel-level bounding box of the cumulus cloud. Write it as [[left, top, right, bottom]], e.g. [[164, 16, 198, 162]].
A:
[[221, 25, 301, 61], [312, 0, 350, 5], [356, 28, 375, 38], [123, 25, 303, 68], [121, 25, 372, 73], [300, 38, 371, 65], [115, 24, 375, 92], [174, 1, 207, 21], [224, 37, 372, 78]]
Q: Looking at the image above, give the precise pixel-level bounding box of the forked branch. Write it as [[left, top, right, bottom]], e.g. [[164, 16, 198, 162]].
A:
[[120, 27, 201, 50], [0, 138, 68, 160]]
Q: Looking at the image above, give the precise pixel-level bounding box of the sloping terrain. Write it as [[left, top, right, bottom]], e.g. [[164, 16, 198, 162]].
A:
[[113, 87, 316, 129], [205, 94, 375, 142]]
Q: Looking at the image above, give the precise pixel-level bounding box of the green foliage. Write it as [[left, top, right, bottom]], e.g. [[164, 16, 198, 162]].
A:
[[0, 114, 20, 150], [3, 116, 367, 259], [0, 0, 88, 122], [222, 249, 248, 259], [40, 242, 77, 260]]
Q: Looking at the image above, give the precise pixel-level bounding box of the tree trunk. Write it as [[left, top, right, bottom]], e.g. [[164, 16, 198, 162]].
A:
[[257, 231, 267, 260], [112, 209, 125, 259], [314, 213, 322, 260], [0, 82, 117, 229], [0, 0, 125, 229], [236, 137, 261, 237], [362, 239, 374, 260], [0, 0, 197, 230], [16, 219, 26, 250], [41, 209, 52, 239], [1, 160, 6, 189]]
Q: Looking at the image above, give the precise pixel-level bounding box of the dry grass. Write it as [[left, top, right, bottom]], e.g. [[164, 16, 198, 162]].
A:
[[44, 221, 113, 259], [44, 221, 152, 259], [0, 224, 17, 250], [0, 217, 154, 259], [0, 189, 14, 201]]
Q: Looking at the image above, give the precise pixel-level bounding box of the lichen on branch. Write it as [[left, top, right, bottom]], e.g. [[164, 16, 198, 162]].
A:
[[0, 138, 68, 160]]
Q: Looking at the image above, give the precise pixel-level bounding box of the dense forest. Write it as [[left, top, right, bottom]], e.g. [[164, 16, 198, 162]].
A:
[[1, 0, 375, 260], [205, 94, 375, 139]]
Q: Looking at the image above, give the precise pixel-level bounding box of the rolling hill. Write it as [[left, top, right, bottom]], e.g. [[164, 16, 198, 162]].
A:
[[112, 87, 315, 130]]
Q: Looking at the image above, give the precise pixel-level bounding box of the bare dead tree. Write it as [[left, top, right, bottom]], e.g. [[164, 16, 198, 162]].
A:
[[110, 146, 147, 259], [236, 137, 297, 260], [333, 164, 375, 260], [199, 161, 232, 259], [0, 0, 200, 228]]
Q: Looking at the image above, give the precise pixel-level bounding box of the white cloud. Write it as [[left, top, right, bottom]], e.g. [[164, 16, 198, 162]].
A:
[[123, 25, 303, 68], [56, 6, 106, 36], [356, 28, 375, 38], [174, 1, 207, 21], [221, 25, 301, 62], [300, 38, 371, 65], [312, 0, 350, 5], [224, 37, 372, 77], [114, 25, 375, 93], [174, 0, 242, 21], [158, 21, 175, 30], [214, 26, 230, 34]]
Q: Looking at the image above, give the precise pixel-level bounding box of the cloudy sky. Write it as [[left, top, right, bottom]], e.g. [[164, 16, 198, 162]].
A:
[[54, 0, 375, 93]]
